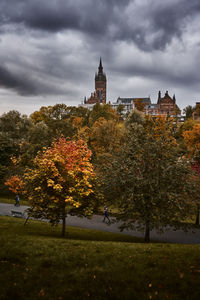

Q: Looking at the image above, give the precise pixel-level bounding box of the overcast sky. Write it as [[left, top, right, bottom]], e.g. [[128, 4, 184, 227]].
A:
[[0, 0, 200, 116]]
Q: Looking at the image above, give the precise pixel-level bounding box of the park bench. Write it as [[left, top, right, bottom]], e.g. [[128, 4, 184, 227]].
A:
[[11, 210, 24, 218]]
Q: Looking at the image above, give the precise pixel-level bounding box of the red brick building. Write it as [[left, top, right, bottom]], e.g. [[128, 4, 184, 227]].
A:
[[85, 58, 107, 104], [157, 91, 180, 115]]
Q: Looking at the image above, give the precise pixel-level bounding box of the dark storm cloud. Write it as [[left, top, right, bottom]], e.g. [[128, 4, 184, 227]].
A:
[[1, 0, 200, 50], [0, 65, 34, 94], [121, 62, 200, 88], [111, 0, 200, 50], [0, 0, 130, 34], [149, 1, 200, 50], [0, 0, 200, 112], [0, 65, 68, 96]]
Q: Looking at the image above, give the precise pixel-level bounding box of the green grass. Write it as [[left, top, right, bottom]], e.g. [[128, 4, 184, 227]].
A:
[[0, 216, 200, 299]]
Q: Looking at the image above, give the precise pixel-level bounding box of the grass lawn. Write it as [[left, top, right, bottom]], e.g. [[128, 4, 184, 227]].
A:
[[0, 216, 200, 299]]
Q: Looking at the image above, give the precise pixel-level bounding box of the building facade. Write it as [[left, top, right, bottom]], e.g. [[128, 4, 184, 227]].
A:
[[112, 97, 151, 114], [144, 91, 181, 116], [81, 61, 182, 117], [157, 91, 180, 115], [84, 58, 107, 105]]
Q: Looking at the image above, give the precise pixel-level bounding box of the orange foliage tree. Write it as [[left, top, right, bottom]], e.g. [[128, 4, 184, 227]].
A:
[[134, 99, 146, 112], [5, 175, 24, 195], [182, 123, 200, 224], [182, 123, 200, 160], [144, 115, 176, 141], [24, 137, 95, 236]]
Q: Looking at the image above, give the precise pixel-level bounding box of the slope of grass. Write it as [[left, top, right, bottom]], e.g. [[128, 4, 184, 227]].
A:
[[0, 216, 200, 300]]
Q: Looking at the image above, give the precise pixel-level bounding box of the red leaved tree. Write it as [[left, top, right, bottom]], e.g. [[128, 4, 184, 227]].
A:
[[5, 175, 24, 195], [24, 137, 95, 236]]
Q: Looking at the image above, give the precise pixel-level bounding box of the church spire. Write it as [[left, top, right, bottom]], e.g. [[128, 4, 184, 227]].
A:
[[98, 57, 103, 74]]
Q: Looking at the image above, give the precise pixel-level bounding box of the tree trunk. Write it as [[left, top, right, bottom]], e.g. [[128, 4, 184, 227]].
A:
[[61, 202, 67, 237], [144, 221, 150, 243], [195, 204, 200, 225], [24, 215, 30, 226], [62, 215, 66, 237]]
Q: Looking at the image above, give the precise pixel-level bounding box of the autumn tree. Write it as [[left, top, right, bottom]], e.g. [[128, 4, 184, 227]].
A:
[[31, 104, 90, 128], [194, 103, 200, 117], [191, 161, 200, 225], [30, 104, 77, 139], [30, 104, 69, 124], [89, 118, 126, 161], [182, 123, 200, 161], [182, 123, 200, 224], [116, 104, 125, 119], [134, 99, 146, 112], [100, 116, 196, 242], [126, 109, 145, 126], [24, 138, 95, 236], [88, 103, 119, 126], [5, 175, 24, 195]]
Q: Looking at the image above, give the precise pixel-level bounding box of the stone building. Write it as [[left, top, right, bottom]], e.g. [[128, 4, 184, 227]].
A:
[[112, 97, 151, 114]]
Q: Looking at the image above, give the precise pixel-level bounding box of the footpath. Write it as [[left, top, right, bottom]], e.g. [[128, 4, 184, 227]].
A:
[[0, 202, 199, 244]]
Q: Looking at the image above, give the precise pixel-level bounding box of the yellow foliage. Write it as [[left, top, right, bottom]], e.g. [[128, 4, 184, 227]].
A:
[[90, 118, 126, 156], [24, 138, 95, 210], [144, 115, 176, 145], [183, 123, 200, 156]]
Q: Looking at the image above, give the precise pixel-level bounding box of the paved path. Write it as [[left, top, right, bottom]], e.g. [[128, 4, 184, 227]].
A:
[[0, 202, 200, 244]]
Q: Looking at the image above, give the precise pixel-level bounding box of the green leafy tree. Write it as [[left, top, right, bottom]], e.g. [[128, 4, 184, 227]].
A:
[[30, 104, 92, 143], [0, 110, 31, 141], [0, 111, 31, 193], [30, 104, 76, 139], [88, 103, 119, 126], [116, 104, 125, 119], [126, 109, 145, 126], [191, 162, 200, 225], [90, 118, 126, 161], [0, 135, 14, 194], [19, 122, 52, 167], [100, 118, 196, 242], [183, 105, 195, 119]]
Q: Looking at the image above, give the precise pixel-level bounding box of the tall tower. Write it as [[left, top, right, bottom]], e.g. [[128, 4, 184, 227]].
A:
[[157, 91, 161, 104], [95, 58, 107, 103]]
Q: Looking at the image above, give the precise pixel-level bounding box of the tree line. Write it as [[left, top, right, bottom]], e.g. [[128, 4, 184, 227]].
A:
[[1, 103, 200, 242]]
